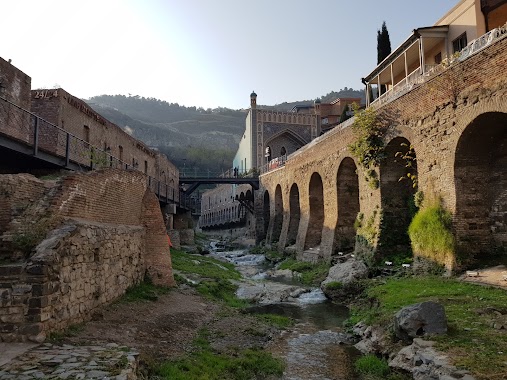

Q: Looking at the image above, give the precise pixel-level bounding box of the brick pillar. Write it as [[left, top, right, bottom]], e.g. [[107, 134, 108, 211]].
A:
[[141, 190, 175, 287]]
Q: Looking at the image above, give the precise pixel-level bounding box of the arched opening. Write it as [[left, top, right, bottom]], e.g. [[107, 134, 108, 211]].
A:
[[335, 157, 360, 253], [305, 173, 324, 249], [280, 146, 287, 156], [272, 185, 283, 243], [455, 112, 507, 261], [263, 190, 270, 239], [379, 137, 418, 257], [287, 183, 300, 246]]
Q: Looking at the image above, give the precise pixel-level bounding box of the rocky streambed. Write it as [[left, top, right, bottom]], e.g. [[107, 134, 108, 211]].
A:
[[209, 245, 360, 380]]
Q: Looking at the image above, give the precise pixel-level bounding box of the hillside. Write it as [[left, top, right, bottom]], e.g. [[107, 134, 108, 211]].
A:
[[86, 88, 364, 173]]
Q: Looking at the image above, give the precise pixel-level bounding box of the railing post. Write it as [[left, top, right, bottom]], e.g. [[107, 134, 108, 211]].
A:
[[33, 117, 39, 156], [65, 133, 70, 167], [90, 147, 94, 170]]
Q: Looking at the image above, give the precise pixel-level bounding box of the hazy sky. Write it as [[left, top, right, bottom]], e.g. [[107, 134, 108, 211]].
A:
[[3, 0, 458, 109]]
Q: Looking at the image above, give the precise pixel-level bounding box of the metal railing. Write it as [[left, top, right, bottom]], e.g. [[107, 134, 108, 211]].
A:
[[179, 167, 258, 178], [260, 154, 287, 174], [0, 96, 185, 207]]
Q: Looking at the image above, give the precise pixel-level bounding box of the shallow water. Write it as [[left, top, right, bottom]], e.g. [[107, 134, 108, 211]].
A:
[[209, 245, 360, 379]]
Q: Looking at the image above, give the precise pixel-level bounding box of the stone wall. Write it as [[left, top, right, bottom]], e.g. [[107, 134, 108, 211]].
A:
[[0, 169, 174, 342], [0, 221, 145, 342], [258, 35, 507, 268]]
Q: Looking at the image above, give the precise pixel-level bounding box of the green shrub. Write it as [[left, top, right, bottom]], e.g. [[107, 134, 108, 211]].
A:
[[408, 199, 454, 265], [355, 355, 389, 377]]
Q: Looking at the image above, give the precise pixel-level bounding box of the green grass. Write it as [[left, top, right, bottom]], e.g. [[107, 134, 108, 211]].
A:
[[255, 313, 294, 329], [48, 323, 85, 343], [171, 249, 241, 281], [349, 276, 507, 379], [278, 258, 331, 285], [119, 281, 170, 303], [354, 355, 389, 377], [152, 329, 284, 380], [172, 249, 247, 307]]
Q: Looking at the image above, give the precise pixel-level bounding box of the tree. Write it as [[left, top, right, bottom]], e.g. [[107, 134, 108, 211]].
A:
[[377, 21, 392, 96]]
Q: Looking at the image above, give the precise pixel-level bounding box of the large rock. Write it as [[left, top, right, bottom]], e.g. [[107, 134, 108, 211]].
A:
[[322, 258, 368, 286], [394, 302, 447, 342]]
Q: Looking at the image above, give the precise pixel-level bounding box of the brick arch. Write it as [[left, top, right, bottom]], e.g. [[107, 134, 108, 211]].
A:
[[449, 97, 507, 210], [287, 183, 301, 246], [454, 111, 507, 261], [272, 185, 283, 243], [379, 136, 418, 258], [334, 156, 360, 253], [304, 172, 325, 250]]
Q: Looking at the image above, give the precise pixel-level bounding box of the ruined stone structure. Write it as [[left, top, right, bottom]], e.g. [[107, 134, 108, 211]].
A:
[[0, 58, 183, 342], [0, 169, 174, 342], [258, 21, 507, 269]]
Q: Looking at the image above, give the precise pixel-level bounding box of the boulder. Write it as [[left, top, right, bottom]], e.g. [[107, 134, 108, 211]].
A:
[[322, 258, 368, 286], [394, 302, 447, 342]]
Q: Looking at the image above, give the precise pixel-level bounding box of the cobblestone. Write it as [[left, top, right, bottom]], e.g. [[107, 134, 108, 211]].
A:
[[0, 343, 138, 379]]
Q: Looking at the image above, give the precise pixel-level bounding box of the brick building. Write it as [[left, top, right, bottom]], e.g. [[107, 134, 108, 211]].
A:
[[0, 58, 179, 205]]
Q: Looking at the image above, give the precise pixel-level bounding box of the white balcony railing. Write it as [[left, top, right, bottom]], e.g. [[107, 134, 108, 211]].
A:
[[370, 21, 507, 109]]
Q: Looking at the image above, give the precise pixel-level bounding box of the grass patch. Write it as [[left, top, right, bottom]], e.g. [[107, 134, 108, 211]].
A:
[[355, 354, 389, 377], [119, 282, 170, 303], [278, 258, 331, 285], [172, 249, 246, 307], [171, 249, 241, 281], [349, 276, 507, 379], [48, 323, 85, 343], [255, 313, 294, 329], [152, 329, 284, 380]]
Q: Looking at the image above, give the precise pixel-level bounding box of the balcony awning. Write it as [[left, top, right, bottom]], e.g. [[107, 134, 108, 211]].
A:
[[363, 25, 449, 85]]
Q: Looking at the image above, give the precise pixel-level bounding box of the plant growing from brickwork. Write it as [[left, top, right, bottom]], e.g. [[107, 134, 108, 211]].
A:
[[408, 196, 455, 266], [11, 216, 59, 258], [354, 210, 382, 266], [348, 104, 387, 189], [395, 142, 418, 189]]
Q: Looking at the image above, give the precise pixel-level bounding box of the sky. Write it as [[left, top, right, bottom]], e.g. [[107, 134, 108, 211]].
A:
[[2, 0, 459, 110]]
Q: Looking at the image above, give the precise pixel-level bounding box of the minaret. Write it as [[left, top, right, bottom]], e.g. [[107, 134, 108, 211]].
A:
[[250, 90, 257, 109]]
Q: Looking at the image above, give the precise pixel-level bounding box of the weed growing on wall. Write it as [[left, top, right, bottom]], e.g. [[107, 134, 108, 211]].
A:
[[348, 104, 387, 189], [354, 211, 380, 265], [408, 197, 454, 266]]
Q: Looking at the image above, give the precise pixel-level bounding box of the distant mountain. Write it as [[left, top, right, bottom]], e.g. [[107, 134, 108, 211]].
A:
[[86, 88, 364, 173], [262, 88, 365, 111]]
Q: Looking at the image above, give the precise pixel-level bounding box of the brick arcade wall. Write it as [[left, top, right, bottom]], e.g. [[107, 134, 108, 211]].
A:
[[258, 35, 507, 268], [0, 169, 174, 342]]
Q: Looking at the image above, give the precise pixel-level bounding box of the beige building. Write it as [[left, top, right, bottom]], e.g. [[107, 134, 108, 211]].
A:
[[363, 0, 507, 107]]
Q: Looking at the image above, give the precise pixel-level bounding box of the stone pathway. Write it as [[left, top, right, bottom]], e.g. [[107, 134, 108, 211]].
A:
[[0, 343, 138, 379]]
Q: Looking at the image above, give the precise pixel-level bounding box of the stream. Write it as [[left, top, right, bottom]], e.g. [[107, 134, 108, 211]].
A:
[[209, 244, 360, 380]]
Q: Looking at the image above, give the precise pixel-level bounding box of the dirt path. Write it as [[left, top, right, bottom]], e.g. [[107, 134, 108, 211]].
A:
[[63, 285, 278, 365]]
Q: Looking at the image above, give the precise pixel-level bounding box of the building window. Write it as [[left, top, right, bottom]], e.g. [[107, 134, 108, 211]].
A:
[[434, 52, 442, 64], [452, 33, 467, 53], [83, 125, 90, 144], [119, 146, 123, 162]]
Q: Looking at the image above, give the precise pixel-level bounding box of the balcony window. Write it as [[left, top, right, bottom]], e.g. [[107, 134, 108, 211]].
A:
[[452, 33, 468, 53], [435, 52, 442, 64]]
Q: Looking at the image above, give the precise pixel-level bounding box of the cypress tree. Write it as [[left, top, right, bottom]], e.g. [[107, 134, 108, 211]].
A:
[[377, 21, 392, 96]]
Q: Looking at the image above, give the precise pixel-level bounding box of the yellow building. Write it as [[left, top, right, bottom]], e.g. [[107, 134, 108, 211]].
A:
[[363, 0, 507, 107]]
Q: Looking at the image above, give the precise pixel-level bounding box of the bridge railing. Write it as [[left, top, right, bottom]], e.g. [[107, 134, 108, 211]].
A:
[[0, 96, 184, 206], [179, 167, 258, 178], [260, 154, 287, 174]]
